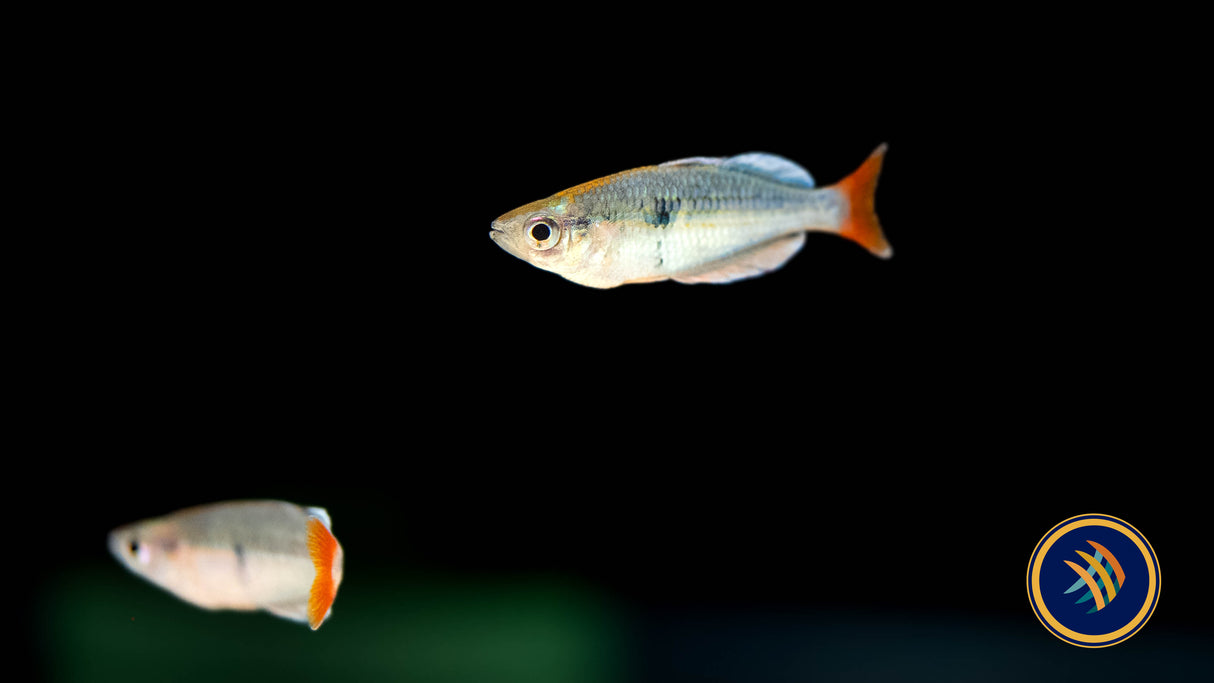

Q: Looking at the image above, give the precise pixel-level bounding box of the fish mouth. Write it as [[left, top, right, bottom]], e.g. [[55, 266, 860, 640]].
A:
[[107, 526, 134, 564], [490, 220, 529, 261], [106, 529, 122, 560], [489, 221, 511, 248]]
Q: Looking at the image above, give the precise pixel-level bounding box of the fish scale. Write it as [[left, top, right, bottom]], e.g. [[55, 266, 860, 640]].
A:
[[575, 165, 840, 279]]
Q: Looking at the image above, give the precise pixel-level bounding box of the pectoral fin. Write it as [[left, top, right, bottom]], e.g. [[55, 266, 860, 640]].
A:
[[673, 233, 806, 284]]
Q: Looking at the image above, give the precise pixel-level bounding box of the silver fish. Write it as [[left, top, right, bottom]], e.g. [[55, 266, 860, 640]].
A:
[[108, 500, 344, 629], [490, 144, 890, 288]]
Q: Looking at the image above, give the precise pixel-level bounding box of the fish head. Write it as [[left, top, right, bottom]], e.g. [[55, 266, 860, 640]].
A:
[[490, 197, 599, 285], [108, 519, 183, 584]]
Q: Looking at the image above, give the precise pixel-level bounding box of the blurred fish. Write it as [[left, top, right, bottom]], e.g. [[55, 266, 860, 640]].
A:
[[108, 500, 344, 630], [490, 144, 890, 288]]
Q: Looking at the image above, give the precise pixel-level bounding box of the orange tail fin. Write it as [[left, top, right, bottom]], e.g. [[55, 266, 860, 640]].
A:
[[306, 516, 344, 630], [834, 143, 891, 258]]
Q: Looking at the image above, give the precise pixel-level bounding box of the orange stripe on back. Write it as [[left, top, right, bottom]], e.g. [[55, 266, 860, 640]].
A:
[[559, 167, 656, 204], [306, 516, 343, 630]]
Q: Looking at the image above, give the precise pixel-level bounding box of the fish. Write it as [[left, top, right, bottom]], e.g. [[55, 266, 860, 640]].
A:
[[490, 144, 891, 288], [107, 500, 344, 630]]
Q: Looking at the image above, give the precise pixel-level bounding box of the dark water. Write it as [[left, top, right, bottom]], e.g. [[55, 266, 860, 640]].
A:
[[25, 9, 1208, 682]]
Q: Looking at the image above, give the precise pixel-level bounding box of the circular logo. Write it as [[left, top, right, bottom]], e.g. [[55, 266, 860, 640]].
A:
[[1026, 514, 1160, 647]]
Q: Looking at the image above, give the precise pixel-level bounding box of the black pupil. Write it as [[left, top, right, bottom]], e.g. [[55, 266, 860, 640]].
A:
[[531, 222, 551, 241], [129, 539, 140, 554]]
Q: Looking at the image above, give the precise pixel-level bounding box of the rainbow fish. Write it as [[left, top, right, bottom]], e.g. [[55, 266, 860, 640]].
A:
[[108, 500, 344, 630], [490, 144, 890, 288]]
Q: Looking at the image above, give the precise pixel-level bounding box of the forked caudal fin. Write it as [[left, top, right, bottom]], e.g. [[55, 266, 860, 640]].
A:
[[834, 143, 891, 258], [306, 516, 343, 630]]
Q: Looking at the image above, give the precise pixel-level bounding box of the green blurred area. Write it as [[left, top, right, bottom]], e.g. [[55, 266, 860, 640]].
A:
[[31, 558, 1214, 683], [38, 564, 626, 683]]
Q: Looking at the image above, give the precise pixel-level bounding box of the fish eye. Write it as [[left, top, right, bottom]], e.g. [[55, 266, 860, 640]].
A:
[[526, 216, 562, 251], [125, 536, 153, 565]]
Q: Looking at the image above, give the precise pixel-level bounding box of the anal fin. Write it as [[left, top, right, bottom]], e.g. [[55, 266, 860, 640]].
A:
[[264, 601, 310, 624], [673, 233, 806, 284]]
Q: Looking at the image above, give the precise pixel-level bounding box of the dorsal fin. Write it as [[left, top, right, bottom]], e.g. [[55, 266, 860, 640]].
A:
[[305, 516, 343, 630], [305, 506, 331, 528], [723, 153, 815, 187], [660, 153, 814, 188], [659, 156, 725, 168]]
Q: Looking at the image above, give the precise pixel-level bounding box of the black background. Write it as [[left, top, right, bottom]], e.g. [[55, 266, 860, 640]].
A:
[[21, 5, 1208, 681]]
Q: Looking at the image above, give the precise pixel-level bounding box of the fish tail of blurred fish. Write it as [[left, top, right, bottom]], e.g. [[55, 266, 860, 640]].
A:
[[835, 143, 891, 259], [306, 515, 342, 630]]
